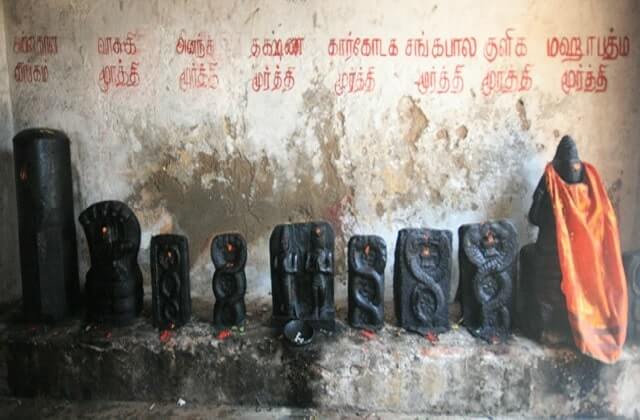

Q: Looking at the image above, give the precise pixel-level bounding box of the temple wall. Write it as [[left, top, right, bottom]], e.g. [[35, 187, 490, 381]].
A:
[[0, 3, 17, 303], [1, 0, 639, 303]]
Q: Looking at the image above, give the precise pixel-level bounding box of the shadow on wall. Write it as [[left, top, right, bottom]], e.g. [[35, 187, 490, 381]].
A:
[[71, 162, 89, 298], [0, 150, 20, 303]]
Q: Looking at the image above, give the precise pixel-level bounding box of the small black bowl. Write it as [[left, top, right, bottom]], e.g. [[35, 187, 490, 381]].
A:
[[283, 320, 314, 346]]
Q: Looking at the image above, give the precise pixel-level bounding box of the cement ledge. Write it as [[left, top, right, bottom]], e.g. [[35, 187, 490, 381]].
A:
[[1, 300, 638, 417], [0, 397, 552, 419]]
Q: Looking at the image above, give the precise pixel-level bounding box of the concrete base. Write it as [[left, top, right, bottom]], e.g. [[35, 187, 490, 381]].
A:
[[1, 300, 639, 417], [0, 397, 530, 419]]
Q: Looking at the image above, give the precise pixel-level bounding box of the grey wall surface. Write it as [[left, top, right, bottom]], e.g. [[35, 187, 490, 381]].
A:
[[0, 3, 17, 303], [1, 0, 639, 304]]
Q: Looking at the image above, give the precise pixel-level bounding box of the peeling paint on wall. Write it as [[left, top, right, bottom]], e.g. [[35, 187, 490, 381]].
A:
[[2, 0, 640, 306]]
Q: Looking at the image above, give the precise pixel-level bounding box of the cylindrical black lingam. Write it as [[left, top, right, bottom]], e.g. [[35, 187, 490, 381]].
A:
[[13, 128, 80, 322]]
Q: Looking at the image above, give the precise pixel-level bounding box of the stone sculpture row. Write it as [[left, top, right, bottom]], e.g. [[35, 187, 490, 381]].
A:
[[12, 128, 639, 355], [75, 200, 519, 341]]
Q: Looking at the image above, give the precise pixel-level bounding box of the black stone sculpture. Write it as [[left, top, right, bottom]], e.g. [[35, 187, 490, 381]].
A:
[[13, 128, 80, 322], [518, 136, 583, 343], [150, 234, 191, 329], [394, 228, 452, 335], [459, 220, 517, 341], [623, 251, 640, 344], [79, 201, 143, 326], [348, 235, 386, 330], [270, 221, 335, 331], [212, 233, 247, 328]]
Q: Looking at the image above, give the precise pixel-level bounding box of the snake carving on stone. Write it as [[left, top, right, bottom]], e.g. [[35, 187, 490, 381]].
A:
[[158, 243, 182, 325], [405, 230, 449, 327], [462, 221, 517, 336], [79, 200, 143, 325], [212, 233, 247, 327], [348, 235, 386, 329], [150, 234, 190, 329]]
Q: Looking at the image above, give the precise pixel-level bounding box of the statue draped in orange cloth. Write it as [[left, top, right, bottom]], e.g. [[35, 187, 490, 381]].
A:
[[521, 136, 627, 363]]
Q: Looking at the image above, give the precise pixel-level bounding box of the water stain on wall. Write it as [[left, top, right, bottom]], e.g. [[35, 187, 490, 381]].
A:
[[128, 82, 353, 280], [398, 96, 428, 151]]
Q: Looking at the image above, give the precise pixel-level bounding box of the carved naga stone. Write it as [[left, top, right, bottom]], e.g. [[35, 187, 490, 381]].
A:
[[623, 251, 640, 345], [270, 222, 335, 331], [394, 228, 452, 335], [348, 235, 386, 330], [79, 201, 143, 326], [150, 234, 191, 330], [13, 128, 80, 322], [459, 221, 517, 341], [519, 136, 584, 343], [211, 233, 247, 328]]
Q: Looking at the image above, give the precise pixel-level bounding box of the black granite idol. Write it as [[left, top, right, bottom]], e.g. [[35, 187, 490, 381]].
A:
[[212, 233, 247, 328], [348, 235, 386, 330], [13, 128, 80, 322], [459, 220, 517, 341], [150, 234, 191, 329], [518, 136, 583, 343], [623, 251, 640, 344], [79, 201, 143, 326], [270, 221, 335, 331], [394, 228, 452, 335]]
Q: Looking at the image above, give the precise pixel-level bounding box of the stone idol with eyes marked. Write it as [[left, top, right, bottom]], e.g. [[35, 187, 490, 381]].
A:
[[211, 233, 247, 328], [348, 235, 387, 330], [79, 201, 143, 326], [150, 234, 191, 330], [394, 228, 452, 336], [459, 220, 517, 342]]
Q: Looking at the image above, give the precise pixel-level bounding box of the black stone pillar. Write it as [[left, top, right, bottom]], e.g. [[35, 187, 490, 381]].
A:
[[13, 128, 79, 322]]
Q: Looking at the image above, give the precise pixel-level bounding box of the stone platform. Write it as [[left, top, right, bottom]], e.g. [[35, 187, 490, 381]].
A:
[[1, 299, 638, 417]]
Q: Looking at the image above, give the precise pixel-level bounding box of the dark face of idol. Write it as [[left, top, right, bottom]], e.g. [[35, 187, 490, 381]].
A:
[[553, 135, 584, 184]]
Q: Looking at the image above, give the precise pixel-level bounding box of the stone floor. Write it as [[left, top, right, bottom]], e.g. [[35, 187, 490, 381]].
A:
[[0, 397, 528, 419], [1, 299, 639, 418]]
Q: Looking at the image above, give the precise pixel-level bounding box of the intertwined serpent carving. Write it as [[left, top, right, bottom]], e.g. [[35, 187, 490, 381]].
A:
[[349, 236, 386, 328], [405, 231, 449, 327], [462, 221, 517, 335], [212, 233, 247, 327]]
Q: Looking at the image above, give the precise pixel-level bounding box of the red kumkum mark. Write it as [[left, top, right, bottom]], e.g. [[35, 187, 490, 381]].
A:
[[424, 331, 439, 344], [360, 329, 376, 340], [159, 329, 174, 343], [216, 329, 232, 341]]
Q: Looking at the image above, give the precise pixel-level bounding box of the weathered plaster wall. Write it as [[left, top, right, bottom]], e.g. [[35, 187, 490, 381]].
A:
[[0, 3, 17, 303], [2, 0, 639, 304]]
